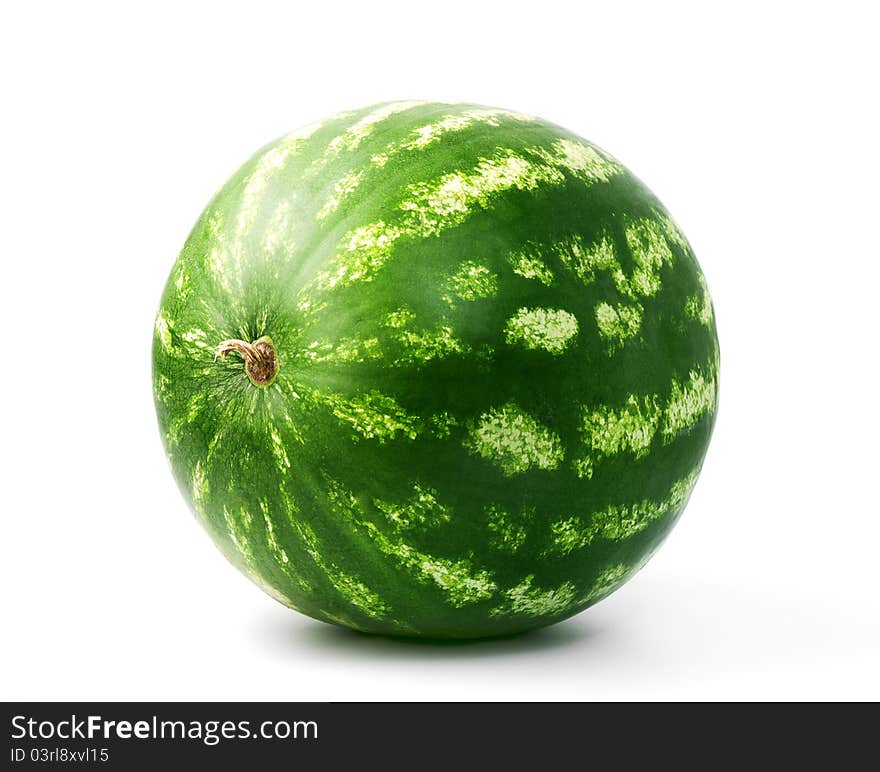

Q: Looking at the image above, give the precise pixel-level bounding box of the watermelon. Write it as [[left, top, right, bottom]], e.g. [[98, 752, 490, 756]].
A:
[[153, 102, 719, 639]]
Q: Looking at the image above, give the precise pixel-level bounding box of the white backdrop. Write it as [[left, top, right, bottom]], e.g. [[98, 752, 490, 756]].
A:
[[2, 1, 878, 700]]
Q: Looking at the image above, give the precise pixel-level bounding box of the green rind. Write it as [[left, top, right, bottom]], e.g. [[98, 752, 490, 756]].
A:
[[153, 102, 719, 638]]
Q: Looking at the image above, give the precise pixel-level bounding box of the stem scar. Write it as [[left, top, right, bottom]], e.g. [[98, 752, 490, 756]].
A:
[[215, 336, 278, 386]]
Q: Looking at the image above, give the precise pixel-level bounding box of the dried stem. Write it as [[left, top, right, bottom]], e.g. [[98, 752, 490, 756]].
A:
[[215, 336, 278, 386]]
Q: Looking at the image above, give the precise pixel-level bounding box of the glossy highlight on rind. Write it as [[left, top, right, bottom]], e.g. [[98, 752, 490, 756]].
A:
[[153, 101, 719, 638]]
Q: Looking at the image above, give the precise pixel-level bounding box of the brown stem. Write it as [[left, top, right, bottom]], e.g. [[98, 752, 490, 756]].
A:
[[215, 336, 278, 386]]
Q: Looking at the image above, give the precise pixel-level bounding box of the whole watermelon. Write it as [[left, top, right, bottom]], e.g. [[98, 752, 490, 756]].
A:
[[153, 102, 719, 638]]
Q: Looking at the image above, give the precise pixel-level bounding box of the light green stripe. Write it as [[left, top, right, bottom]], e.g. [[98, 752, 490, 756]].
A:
[[443, 260, 498, 304], [685, 272, 714, 326], [595, 302, 643, 349], [485, 504, 529, 553], [363, 520, 498, 607], [549, 467, 700, 555], [507, 250, 555, 285], [322, 390, 422, 442], [234, 120, 323, 235], [154, 311, 172, 352], [578, 564, 630, 605], [465, 402, 564, 476], [490, 575, 577, 618], [505, 306, 579, 354], [325, 478, 496, 607], [325, 101, 427, 154], [320, 107, 535, 215], [316, 171, 363, 220], [288, 513, 389, 620], [311, 140, 623, 292], [374, 484, 451, 531], [543, 217, 682, 350], [663, 368, 717, 438], [574, 361, 718, 478]]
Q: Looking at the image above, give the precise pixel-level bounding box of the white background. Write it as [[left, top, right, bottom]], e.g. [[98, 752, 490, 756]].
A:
[[2, 1, 878, 701]]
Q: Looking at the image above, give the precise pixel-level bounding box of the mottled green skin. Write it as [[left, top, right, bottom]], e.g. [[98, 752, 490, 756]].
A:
[[153, 102, 719, 638]]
